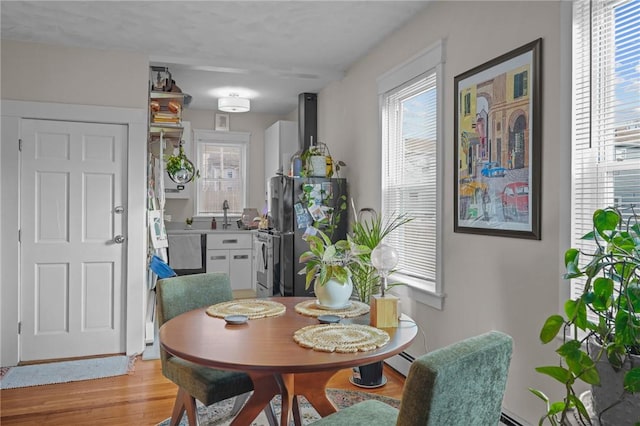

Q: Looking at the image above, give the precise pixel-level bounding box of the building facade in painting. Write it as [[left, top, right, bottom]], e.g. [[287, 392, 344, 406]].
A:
[[458, 64, 531, 180]]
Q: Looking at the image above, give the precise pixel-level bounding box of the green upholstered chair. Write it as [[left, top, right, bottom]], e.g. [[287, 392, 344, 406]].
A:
[[156, 272, 276, 426], [312, 330, 513, 426]]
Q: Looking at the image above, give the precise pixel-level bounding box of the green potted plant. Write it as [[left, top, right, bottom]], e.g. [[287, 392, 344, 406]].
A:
[[530, 207, 640, 425], [347, 204, 412, 387], [349, 205, 413, 304], [165, 141, 199, 184], [299, 142, 346, 178], [298, 229, 370, 309], [300, 144, 328, 177]]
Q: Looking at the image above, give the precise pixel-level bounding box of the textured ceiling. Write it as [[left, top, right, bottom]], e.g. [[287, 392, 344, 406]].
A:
[[1, 1, 430, 114]]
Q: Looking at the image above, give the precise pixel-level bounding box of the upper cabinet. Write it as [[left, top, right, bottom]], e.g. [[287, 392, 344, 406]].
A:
[[264, 120, 298, 181]]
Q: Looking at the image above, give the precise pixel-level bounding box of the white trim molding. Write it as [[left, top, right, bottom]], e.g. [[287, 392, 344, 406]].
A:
[[1, 100, 147, 366]]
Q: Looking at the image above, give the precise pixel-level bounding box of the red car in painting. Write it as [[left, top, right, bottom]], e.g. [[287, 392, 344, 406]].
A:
[[501, 182, 529, 220]]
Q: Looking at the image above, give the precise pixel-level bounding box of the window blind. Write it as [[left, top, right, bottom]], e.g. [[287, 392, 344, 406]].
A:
[[571, 0, 640, 303], [381, 71, 438, 282]]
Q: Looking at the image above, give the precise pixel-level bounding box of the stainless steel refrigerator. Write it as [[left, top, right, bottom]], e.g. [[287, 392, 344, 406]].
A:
[[269, 176, 348, 296]]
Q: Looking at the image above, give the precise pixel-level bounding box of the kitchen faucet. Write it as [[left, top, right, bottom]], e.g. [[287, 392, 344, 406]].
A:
[[222, 200, 230, 229]]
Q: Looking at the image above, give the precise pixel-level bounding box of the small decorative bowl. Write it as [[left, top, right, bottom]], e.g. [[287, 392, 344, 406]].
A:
[[317, 314, 341, 324], [224, 315, 248, 325]]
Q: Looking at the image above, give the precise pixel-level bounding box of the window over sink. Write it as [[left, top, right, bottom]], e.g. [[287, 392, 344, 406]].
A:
[[193, 129, 250, 216]]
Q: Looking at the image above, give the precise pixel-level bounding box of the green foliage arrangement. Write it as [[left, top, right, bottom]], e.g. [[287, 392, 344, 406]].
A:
[[165, 143, 198, 183], [349, 205, 413, 304], [530, 207, 640, 425], [299, 182, 347, 240], [299, 142, 346, 178], [298, 230, 370, 290]]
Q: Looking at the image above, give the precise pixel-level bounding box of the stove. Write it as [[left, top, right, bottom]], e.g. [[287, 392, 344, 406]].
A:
[[254, 230, 280, 297]]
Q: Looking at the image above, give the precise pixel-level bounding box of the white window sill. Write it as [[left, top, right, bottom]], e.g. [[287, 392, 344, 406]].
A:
[[389, 272, 445, 310]]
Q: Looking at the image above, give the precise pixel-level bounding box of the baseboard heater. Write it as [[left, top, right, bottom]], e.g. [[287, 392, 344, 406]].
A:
[[384, 351, 414, 377], [499, 412, 524, 426], [384, 351, 524, 426]]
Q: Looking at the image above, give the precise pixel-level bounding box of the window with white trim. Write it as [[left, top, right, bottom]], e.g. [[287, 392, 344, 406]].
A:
[[193, 129, 250, 216], [571, 0, 640, 303], [378, 41, 444, 295]]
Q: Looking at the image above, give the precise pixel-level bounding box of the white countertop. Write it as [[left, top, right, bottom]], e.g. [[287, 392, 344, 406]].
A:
[[166, 229, 256, 235]]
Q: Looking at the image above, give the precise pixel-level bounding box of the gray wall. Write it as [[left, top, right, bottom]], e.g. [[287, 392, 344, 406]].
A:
[[316, 1, 572, 422]]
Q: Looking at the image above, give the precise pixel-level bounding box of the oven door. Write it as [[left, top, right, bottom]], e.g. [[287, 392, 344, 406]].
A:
[[254, 235, 272, 297]]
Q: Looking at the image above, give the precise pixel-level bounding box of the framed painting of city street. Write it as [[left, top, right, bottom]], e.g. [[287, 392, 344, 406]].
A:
[[454, 38, 541, 240]]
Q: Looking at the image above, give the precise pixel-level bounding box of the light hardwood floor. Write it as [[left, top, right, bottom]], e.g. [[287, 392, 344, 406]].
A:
[[1, 357, 405, 425]]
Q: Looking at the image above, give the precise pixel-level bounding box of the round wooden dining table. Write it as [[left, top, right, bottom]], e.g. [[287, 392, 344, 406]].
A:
[[159, 297, 418, 426]]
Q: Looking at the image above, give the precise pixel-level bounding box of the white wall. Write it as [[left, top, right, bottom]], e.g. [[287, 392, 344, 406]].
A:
[[164, 109, 286, 223], [317, 1, 572, 423]]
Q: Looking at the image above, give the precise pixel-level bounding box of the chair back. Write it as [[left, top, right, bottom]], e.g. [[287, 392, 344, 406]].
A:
[[156, 272, 233, 364], [396, 331, 513, 426], [156, 272, 233, 326]]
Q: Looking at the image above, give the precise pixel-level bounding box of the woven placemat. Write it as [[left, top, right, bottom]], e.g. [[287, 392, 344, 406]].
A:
[[205, 299, 286, 319], [293, 324, 390, 353], [294, 299, 370, 318]]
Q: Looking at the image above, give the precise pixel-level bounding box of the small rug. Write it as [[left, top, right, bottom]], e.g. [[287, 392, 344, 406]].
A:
[[157, 388, 400, 426], [0, 355, 133, 389]]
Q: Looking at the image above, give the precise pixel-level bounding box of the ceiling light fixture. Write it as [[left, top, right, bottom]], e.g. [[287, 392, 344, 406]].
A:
[[218, 93, 250, 113]]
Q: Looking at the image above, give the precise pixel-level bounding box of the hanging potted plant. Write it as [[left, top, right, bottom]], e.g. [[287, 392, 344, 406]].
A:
[[165, 141, 199, 184], [298, 230, 370, 309], [299, 141, 345, 178], [300, 144, 328, 177], [530, 207, 640, 425]]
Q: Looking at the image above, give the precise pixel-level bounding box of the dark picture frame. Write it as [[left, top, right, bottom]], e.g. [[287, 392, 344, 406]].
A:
[[454, 38, 541, 239]]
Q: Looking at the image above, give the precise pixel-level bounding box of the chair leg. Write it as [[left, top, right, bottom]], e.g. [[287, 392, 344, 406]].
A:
[[170, 387, 198, 426]]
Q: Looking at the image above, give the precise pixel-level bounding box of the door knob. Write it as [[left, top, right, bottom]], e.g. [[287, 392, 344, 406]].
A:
[[114, 235, 126, 244], [114, 206, 124, 214]]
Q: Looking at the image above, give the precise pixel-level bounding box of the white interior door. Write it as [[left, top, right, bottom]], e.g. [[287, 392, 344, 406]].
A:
[[20, 119, 127, 361]]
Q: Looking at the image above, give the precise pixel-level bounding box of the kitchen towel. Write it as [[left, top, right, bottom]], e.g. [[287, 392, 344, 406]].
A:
[[168, 234, 202, 270]]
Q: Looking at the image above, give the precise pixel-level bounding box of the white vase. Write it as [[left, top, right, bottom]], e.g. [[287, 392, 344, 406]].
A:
[[308, 155, 327, 177], [314, 277, 353, 309]]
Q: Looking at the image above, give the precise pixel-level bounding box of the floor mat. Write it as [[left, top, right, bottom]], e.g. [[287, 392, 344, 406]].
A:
[[0, 355, 133, 389]]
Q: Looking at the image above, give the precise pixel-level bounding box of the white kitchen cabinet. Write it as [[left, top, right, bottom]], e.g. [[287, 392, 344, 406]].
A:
[[206, 233, 253, 292], [264, 120, 298, 183]]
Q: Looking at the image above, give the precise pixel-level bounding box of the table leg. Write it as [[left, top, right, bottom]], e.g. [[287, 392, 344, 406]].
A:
[[276, 373, 295, 426], [294, 370, 339, 417], [230, 372, 280, 426]]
